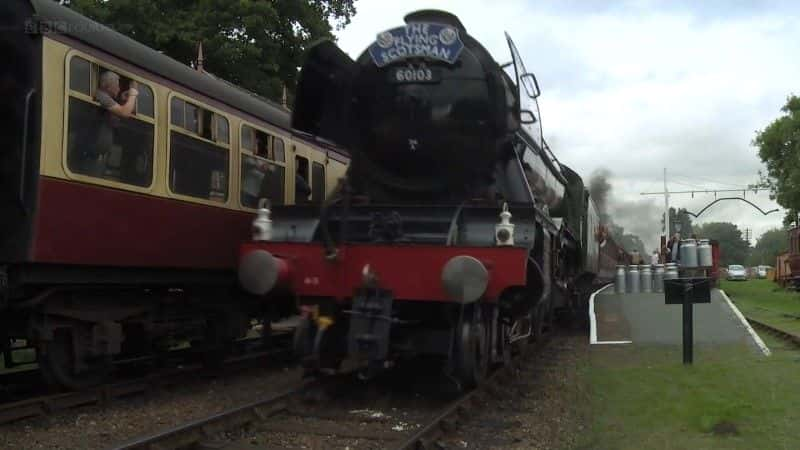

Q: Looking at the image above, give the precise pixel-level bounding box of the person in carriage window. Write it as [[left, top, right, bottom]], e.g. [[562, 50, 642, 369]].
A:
[[85, 71, 138, 177]]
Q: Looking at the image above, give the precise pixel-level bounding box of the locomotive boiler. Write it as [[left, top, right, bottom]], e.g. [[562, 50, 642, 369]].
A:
[[239, 10, 615, 387]]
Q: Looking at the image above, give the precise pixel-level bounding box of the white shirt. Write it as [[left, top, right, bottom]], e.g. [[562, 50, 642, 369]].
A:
[[650, 253, 659, 265]]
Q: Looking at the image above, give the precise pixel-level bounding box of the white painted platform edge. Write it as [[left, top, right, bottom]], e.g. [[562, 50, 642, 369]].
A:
[[718, 289, 771, 356], [589, 283, 631, 345]]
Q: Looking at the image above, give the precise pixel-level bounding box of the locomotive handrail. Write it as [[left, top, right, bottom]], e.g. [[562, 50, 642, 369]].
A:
[[19, 88, 36, 211], [445, 203, 465, 246]]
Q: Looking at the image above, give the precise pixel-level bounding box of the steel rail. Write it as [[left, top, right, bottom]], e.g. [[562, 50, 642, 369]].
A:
[[746, 317, 800, 348], [111, 380, 315, 450], [0, 347, 289, 425], [392, 335, 551, 450]]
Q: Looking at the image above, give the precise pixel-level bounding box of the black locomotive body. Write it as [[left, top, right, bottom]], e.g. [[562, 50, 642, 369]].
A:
[[239, 10, 616, 386]]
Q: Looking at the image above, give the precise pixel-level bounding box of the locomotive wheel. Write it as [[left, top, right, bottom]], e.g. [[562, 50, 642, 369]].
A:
[[39, 328, 112, 391], [454, 309, 489, 388]]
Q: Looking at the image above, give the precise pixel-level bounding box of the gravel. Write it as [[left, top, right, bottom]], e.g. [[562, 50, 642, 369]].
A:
[[1, 332, 590, 450], [0, 364, 303, 449], [441, 331, 589, 450]]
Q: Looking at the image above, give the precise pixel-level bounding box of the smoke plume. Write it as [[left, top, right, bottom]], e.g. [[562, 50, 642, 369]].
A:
[[588, 168, 612, 221], [588, 168, 661, 253]]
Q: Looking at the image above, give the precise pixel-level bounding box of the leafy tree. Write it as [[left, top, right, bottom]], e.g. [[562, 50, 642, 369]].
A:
[[694, 222, 751, 267], [746, 228, 788, 266], [70, 0, 357, 103], [668, 207, 694, 238], [754, 95, 800, 226]]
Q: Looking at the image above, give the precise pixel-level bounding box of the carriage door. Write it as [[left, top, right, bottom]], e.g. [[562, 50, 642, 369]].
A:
[[505, 33, 543, 150]]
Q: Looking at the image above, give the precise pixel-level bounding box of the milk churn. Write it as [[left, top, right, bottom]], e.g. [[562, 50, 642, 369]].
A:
[[664, 263, 679, 280], [680, 239, 698, 268], [641, 265, 653, 293], [627, 265, 640, 294], [615, 265, 626, 294], [697, 239, 713, 267], [653, 264, 665, 293]]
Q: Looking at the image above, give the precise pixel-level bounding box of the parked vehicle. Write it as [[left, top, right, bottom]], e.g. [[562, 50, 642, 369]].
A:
[[727, 265, 747, 281]]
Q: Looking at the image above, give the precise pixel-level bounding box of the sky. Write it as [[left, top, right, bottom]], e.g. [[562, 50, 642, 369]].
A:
[[332, 0, 800, 251]]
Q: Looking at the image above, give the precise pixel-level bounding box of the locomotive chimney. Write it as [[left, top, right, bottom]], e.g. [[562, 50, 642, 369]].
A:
[[404, 10, 466, 32]]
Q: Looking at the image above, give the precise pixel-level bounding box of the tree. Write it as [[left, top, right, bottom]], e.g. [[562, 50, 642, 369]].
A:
[[668, 207, 694, 237], [71, 0, 357, 103], [754, 95, 800, 226], [746, 228, 788, 266], [693, 222, 751, 267]]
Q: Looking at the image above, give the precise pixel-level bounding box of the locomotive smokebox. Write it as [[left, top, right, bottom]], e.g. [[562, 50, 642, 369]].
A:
[[292, 10, 519, 199]]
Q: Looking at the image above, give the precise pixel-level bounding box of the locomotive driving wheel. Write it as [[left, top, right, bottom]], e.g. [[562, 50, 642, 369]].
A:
[[39, 328, 112, 390], [453, 306, 489, 388]]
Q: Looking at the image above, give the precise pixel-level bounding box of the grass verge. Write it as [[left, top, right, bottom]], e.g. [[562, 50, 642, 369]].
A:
[[722, 279, 800, 335], [576, 284, 800, 450]]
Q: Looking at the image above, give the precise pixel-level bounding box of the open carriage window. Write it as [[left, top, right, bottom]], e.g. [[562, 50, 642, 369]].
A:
[[65, 54, 155, 188], [240, 124, 286, 208], [168, 96, 231, 202], [241, 125, 285, 162]]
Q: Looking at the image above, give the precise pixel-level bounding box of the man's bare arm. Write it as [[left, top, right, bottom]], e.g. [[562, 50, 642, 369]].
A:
[[108, 88, 138, 118]]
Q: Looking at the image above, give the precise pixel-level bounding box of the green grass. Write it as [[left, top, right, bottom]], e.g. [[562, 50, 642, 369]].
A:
[[576, 286, 800, 450], [721, 279, 800, 335]]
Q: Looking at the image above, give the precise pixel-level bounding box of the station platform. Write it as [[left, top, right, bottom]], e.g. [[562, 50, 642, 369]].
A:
[[590, 285, 770, 355]]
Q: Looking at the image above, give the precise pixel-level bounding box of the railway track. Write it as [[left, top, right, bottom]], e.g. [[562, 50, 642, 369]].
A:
[[0, 342, 290, 426], [111, 334, 555, 450], [745, 316, 800, 349]]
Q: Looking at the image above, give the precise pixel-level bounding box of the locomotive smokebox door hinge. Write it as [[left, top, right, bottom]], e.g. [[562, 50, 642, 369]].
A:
[[346, 288, 393, 371]]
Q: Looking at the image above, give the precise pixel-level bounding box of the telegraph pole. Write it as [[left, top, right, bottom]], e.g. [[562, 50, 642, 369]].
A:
[[663, 168, 670, 236]]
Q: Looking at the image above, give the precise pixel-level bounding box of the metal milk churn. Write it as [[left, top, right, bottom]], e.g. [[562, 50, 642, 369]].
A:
[[653, 264, 665, 293], [641, 265, 653, 293], [680, 239, 698, 268], [697, 239, 713, 267], [664, 263, 679, 280], [615, 265, 627, 294], [627, 265, 640, 294]]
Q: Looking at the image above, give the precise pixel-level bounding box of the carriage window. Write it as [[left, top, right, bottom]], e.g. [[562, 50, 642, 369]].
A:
[[241, 154, 285, 208], [312, 162, 325, 203], [69, 56, 91, 95], [295, 156, 310, 203], [273, 138, 285, 162], [185, 102, 199, 133], [169, 97, 230, 201], [241, 126, 254, 151], [65, 57, 154, 187], [136, 84, 154, 118], [217, 116, 230, 144], [169, 131, 228, 201], [170, 97, 185, 127], [170, 97, 229, 145], [242, 125, 285, 162]]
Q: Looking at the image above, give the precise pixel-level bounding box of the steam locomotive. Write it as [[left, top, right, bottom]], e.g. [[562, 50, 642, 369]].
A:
[[238, 10, 618, 386]]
